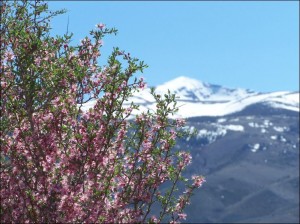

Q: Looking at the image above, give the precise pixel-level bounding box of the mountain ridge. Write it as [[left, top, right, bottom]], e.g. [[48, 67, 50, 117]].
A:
[[127, 76, 299, 117], [81, 76, 299, 117]]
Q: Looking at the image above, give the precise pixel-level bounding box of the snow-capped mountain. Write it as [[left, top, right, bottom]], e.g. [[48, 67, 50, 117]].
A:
[[81, 76, 299, 118], [154, 76, 255, 102], [127, 76, 299, 117]]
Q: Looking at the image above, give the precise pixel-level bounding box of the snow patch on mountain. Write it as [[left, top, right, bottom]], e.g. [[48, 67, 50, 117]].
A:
[[224, 124, 244, 132], [190, 123, 244, 144], [250, 143, 260, 153], [273, 126, 289, 132]]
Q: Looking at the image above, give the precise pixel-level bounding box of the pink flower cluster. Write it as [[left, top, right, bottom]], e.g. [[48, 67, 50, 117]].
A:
[[192, 175, 206, 188], [96, 23, 105, 30]]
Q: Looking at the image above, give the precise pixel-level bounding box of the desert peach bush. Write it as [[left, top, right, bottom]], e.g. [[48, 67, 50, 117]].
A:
[[0, 1, 205, 223]]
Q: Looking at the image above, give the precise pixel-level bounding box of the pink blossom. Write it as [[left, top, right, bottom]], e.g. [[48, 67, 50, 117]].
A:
[[34, 57, 41, 66], [43, 113, 53, 122], [178, 213, 187, 220], [170, 221, 179, 224], [142, 140, 152, 150], [170, 129, 176, 140], [139, 77, 146, 90], [96, 23, 105, 29], [150, 215, 158, 222], [176, 118, 186, 127], [192, 175, 206, 188], [179, 151, 192, 166], [1, 81, 7, 89], [4, 51, 15, 62]]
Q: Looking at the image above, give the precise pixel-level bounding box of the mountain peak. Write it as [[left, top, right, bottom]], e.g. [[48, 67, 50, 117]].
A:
[[154, 76, 250, 102], [168, 76, 204, 84], [157, 76, 207, 92]]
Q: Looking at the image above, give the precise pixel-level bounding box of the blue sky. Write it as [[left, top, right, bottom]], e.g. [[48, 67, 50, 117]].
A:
[[48, 1, 299, 92]]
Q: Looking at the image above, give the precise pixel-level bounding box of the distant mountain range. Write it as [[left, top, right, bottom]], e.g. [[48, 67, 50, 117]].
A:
[[81, 76, 299, 118]]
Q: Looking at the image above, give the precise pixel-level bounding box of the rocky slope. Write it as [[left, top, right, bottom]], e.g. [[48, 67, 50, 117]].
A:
[[180, 109, 299, 223]]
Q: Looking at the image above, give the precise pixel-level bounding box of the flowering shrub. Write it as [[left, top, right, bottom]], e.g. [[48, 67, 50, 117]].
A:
[[0, 1, 205, 223]]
